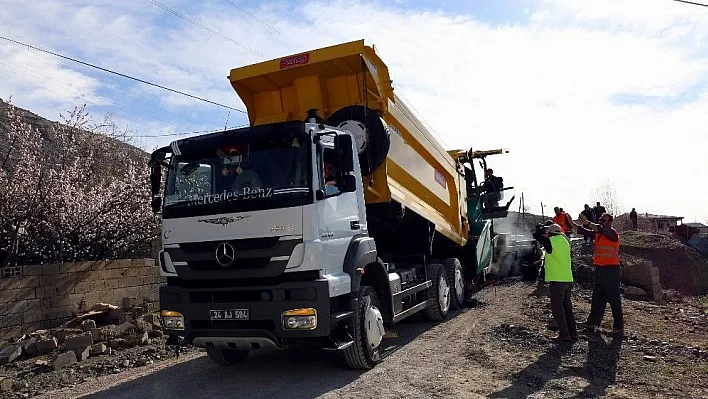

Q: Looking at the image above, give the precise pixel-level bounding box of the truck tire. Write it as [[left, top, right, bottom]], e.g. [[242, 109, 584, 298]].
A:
[[423, 263, 450, 321], [444, 258, 465, 310], [206, 347, 249, 365], [326, 105, 390, 175], [343, 285, 384, 370]]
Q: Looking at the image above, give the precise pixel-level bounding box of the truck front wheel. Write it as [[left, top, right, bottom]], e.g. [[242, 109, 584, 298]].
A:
[[343, 285, 384, 370], [206, 347, 250, 365]]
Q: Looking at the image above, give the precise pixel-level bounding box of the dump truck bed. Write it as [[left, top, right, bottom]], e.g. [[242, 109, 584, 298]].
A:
[[228, 40, 467, 246]]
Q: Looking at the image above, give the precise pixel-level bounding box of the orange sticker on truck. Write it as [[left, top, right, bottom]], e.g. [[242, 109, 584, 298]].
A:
[[280, 53, 310, 69]]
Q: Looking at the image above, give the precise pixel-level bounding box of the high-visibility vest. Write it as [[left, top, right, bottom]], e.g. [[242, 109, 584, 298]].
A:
[[544, 235, 573, 282], [593, 232, 620, 266], [552, 214, 564, 231], [553, 213, 572, 232]]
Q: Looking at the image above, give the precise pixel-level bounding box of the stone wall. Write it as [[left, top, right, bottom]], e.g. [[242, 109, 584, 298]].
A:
[[0, 259, 164, 341]]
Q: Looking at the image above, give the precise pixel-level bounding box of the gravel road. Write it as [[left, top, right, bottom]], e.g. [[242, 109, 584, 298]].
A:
[[32, 280, 708, 399], [47, 315, 443, 399]]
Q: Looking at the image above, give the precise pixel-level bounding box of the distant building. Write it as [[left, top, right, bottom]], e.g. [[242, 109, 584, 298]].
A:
[[683, 222, 708, 235], [642, 213, 684, 231]]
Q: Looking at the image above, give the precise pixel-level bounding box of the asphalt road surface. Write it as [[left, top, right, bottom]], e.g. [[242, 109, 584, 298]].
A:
[[79, 314, 445, 399]]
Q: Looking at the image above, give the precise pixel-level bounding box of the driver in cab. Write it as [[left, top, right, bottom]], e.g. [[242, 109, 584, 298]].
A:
[[323, 162, 340, 196]]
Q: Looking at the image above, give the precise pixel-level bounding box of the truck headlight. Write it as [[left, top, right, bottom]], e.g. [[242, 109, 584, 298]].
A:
[[282, 308, 317, 330], [161, 310, 185, 330]]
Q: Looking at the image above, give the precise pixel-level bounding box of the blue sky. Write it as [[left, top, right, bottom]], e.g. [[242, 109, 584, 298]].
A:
[[1, 0, 707, 223]]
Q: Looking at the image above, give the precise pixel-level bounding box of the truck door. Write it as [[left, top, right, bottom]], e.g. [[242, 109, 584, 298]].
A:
[[315, 145, 361, 273]]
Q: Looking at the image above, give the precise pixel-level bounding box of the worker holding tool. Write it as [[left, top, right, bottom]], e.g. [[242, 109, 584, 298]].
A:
[[573, 213, 624, 335], [533, 223, 577, 342]]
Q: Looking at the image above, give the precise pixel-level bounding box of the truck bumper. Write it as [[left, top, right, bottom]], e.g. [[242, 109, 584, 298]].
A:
[[159, 278, 332, 349]]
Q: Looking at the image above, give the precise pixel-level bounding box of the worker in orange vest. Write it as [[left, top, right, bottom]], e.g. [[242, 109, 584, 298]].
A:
[[573, 212, 623, 334], [553, 207, 573, 239]]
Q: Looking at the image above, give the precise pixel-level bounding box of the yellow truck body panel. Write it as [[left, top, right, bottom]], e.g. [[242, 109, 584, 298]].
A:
[[228, 40, 468, 246]]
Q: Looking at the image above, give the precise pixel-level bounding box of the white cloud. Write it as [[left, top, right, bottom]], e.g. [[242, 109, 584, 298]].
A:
[[1, 0, 707, 221]]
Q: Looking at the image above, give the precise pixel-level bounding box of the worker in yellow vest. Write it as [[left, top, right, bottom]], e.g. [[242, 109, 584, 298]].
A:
[[574, 212, 623, 334], [533, 223, 578, 342]]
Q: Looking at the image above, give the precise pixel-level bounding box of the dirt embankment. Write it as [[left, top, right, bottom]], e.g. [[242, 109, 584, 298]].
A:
[[571, 230, 708, 295], [619, 231, 708, 295]]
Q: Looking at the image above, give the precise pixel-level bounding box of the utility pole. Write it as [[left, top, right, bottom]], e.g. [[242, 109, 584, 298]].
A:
[[518, 192, 525, 222]]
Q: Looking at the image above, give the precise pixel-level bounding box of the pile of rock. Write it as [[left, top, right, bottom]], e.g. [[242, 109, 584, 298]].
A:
[[0, 298, 163, 392]]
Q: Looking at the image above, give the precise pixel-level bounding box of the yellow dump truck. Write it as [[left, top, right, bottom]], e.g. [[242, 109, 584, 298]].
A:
[[149, 39, 514, 370]]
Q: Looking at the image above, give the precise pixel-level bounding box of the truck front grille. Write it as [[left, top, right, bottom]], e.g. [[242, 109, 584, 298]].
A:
[[180, 236, 280, 253], [165, 236, 301, 278], [188, 287, 315, 303], [187, 258, 270, 271], [191, 320, 276, 331]]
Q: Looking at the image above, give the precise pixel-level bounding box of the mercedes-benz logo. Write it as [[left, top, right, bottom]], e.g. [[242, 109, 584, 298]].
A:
[[198, 215, 251, 226], [214, 242, 236, 268]]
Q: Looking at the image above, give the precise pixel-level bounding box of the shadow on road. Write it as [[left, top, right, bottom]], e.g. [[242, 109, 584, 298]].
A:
[[487, 331, 623, 398], [83, 310, 468, 399], [487, 343, 572, 398], [572, 331, 623, 398]]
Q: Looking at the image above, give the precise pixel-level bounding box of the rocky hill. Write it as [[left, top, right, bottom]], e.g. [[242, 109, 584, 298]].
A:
[[0, 99, 148, 175]]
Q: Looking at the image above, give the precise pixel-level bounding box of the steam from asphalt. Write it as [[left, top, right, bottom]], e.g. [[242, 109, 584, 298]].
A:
[[487, 213, 546, 279]]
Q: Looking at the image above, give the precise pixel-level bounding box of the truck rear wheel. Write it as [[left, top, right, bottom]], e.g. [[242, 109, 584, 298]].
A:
[[326, 105, 391, 175], [423, 263, 450, 321], [444, 258, 465, 310], [343, 285, 385, 370], [206, 347, 249, 365]]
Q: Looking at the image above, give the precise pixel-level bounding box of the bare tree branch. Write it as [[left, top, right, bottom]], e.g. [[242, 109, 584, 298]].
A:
[[589, 178, 623, 216]]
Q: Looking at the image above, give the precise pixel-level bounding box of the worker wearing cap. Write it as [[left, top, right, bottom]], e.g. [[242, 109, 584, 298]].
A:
[[573, 212, 623, 334], [533, 223, 577, 342]]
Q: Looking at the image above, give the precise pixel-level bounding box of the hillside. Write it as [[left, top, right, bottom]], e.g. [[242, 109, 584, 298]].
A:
[[0, 99, 148, 175]]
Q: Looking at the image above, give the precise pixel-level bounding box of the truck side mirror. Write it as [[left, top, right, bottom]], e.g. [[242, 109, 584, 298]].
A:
[[339, 175, 356, 193], [151, 196, 162, 214], [150, 165, 161, 195], [334, 134, 355, 174]]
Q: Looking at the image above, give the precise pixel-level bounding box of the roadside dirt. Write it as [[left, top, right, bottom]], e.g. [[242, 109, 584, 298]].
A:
[[2, 280, 706, 398], [318, 280, 708, 399], [0, 335, 201, 398]]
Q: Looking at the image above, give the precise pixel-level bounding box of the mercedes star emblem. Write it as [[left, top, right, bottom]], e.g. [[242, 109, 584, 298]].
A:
[[214, 242, 236, 268]]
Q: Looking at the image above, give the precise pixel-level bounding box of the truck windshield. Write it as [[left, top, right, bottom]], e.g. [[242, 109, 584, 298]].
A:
[[162, 133, 311, 218]]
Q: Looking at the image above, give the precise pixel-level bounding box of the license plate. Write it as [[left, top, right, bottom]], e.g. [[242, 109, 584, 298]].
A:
[[209, 309, 249, 320]]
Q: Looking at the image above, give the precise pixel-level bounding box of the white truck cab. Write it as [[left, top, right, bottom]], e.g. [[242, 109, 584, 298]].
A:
[[151, 120, 410, 369]]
